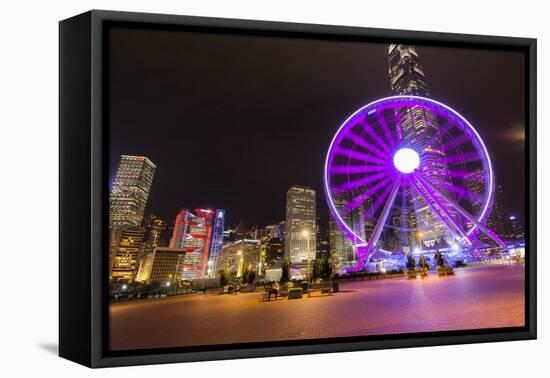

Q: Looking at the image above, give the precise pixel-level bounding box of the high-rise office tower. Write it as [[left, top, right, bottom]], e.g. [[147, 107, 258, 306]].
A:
[[207, 209, 225, 278], [169, 208, 224, 279], [388, 44, 455, 246], [465, 170, 509, 244], [507, 215, 524, 240], [109, 226, 146, 282], [488, 184, 509, 238], [109, 155, 156, 227], [465, 169, 485, 216], [329, 193, 367, 270], [284, 186, 316, 264], [141, 214, 167, 254]]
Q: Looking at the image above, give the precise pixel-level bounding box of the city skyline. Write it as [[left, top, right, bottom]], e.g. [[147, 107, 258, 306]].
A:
[[102, 24, 529, 355], [109, 28, 526, 229]]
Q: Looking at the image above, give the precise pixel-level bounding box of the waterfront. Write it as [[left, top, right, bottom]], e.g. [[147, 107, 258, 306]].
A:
[[110, 264, 525, 351]]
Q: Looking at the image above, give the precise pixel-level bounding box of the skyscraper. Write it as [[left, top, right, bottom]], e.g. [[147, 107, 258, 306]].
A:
[[329, 194, 357, 270], [284, 186, 316, 264], [489, 184, 509, 238], [169, 208, 225, 279], [141, 214, 167, 255], [109, 226, 146, 282], [207, 209, 225, 278], [109, 155, 156, 227], [465, 169, 485, 216], [465, 170, 509, 244], [388, 44, 455, 246]]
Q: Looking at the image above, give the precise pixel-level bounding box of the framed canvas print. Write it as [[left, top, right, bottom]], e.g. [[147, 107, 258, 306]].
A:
[[59, 10, 536, 368]]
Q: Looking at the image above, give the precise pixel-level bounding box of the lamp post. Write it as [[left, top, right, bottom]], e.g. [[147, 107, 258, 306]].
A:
[[302, 229, 311, 284], [417, 231, 425, 270]]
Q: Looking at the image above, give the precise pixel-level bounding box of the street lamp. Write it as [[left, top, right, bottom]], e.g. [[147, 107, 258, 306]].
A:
[[302, 229, 311, 284], [417, 232, 425, 270]]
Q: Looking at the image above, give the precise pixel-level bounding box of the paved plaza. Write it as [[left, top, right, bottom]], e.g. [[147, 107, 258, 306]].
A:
[[110, 264, 525, 351]]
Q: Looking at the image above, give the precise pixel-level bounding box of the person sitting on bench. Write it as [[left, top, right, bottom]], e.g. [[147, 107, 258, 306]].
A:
[[268, 281, 280, 301]]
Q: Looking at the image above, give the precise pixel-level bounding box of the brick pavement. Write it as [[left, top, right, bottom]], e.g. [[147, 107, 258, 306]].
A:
[[110, 264, 525, 351]]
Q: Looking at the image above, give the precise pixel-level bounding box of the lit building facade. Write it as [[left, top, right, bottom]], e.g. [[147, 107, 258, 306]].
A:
[[263, 224, 280, 239], [219, 239, 261, 276], [465, 169, 485, 216], [140, 214, 167, 256], [388, 44, 456, 246], [465, 173, 509, 245], [109, 155, 156, 227], [169, 208, 225, 279], [109, 226, 146, 282], [489, 184, 509, 238], [136, 247, 186, 285], [265, 236, 284, 266], [207, 210, 225, 278], [284, 186, 316, 264], [508, 215, 524, 240], [329, 195, 356, 270]]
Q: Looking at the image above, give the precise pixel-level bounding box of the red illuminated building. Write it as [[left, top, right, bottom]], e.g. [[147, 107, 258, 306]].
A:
[[169, 208, 224, 280]]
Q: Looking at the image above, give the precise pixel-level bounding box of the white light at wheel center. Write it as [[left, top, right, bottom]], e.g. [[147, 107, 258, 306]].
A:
[[393, 148, 420, 173]]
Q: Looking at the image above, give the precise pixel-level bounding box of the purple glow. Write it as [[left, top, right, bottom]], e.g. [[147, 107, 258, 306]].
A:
[[324, 96, 499, 267]]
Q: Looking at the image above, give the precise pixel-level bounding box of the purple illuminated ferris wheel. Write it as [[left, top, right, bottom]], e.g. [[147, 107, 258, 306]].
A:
[[324, 96, 507, 269]]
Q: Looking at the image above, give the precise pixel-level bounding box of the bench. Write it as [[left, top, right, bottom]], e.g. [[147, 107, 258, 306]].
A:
[[407, 269, 417, 279], [308, 287, 331, 297], [307, 283, 332, 297], [262, 287, 287, 301], [437, 266, 455, 276]]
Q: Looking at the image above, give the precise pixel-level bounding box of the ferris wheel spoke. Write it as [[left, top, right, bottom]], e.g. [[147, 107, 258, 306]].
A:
[[359, 123, 393, 155], [415, 173, 507, 249], [343, 132, 390, 160], [413, 118, 450, 151], [366, 179, 401, 250], [436, 168, 468, 180], [333, 171, 389, 194], [444, 151, 482, 166], [341, 177, 391, 212], [438, 133, 472, 153], [364, 181, 394, 221], [377, 117, 397, 149], [411, 174, 472, 245], [330, 164, 387, 175], [332, 146, 388, 166]]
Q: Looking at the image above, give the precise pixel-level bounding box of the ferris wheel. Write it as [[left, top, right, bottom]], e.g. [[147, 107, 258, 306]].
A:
[[324, 96, 507, 268]]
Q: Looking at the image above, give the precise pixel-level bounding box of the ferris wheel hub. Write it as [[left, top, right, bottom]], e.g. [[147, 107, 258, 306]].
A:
[[393, 148, 420, 173]]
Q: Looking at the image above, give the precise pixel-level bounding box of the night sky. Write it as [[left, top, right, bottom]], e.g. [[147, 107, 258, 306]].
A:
[[108, 26, 526, 229]]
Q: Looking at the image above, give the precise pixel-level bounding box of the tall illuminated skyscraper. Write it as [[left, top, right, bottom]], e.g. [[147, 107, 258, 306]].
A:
[[284, 185, 316, 264], [109, 155, 156, 227], [169, 208, 225, 279], [388, 44, 455, 246], [207, 210, 225, 278]]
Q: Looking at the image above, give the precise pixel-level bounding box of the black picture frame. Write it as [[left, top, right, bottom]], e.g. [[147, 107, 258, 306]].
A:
[[59, 9, 537, 368]]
